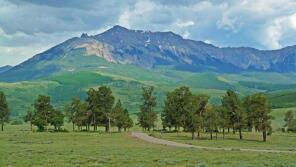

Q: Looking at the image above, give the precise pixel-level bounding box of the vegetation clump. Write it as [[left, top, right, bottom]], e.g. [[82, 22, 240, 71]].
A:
[[161, 87, 273, 142], [0, 91, 9, 131]]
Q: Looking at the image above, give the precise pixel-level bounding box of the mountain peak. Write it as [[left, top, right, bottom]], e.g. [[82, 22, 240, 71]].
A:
[[2, 25, 296, 82], [109, 25, 129, 32], [0, 65, 12, 74], [80, 33, 89, 38]]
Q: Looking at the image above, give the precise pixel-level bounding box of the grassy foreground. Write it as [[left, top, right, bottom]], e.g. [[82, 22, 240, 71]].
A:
[[152, 132, 296, 151], [1, 125, 296, 167]]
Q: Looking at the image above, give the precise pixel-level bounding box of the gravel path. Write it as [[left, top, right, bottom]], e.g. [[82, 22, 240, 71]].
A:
[[131, 132, 296, 154]]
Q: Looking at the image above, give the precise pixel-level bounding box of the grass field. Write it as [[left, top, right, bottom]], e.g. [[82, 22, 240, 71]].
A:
[[152, 131, 296, 151], [2, 56, 296, 166], [271, 107, 296, 130], [1, 125, 296, 167], [1, 106, 295, 167], [144, 108, 296, 152]]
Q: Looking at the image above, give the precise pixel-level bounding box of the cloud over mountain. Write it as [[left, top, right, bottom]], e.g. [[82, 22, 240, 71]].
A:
[[1, 0, 296, 66]]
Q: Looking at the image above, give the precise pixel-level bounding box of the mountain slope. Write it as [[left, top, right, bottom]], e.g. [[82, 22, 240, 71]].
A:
[[0, 65, 12, 73], [1, 25, 296, 82]]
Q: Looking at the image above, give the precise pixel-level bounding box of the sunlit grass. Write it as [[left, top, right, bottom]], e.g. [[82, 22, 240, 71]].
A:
[[152, 131, 296, 151], [1, 124, 296, 166]]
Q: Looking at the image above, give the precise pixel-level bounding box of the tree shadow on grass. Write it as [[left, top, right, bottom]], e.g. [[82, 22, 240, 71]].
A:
[[165, 133, 267, 143]]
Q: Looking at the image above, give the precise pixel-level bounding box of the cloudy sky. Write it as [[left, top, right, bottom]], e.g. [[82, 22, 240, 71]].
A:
[[1, 0, 296, 66]]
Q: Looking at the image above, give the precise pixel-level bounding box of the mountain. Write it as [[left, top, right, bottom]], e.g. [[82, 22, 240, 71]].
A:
[[1, 25, 296, 82], [0, 65, 12, 74]]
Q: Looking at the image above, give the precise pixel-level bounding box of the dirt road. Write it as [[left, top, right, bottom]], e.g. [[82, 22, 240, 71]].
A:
[[131, 132, 296, 154]]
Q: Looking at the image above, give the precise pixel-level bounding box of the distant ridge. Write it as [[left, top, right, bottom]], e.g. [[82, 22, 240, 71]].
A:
[[1, 25, 296, 82], [0, 65, 12, 74]]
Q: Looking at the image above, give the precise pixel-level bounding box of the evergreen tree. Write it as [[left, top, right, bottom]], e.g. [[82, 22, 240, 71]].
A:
[[0, 91, 9, 131], [97, 86, 115, 132], [86, 88, 100, 131], [242, 95, 254, 131], [195, 94, 209, 138], [250, 93, 273, 142], [86, 87, 115, 132], [138, 86, 157, 131], [76, 102, 89, 131], [222, 90, 245, 140], [161, 92, 175, 130], [184, 94, 209, 139], [66, 97, 88, 131], [112, 101, 133, 132], [112, 100, 126, 132], [204, 106, 219, 140], [122, 109, 134, 131], [50, 109, 64, 131], [161, 86, 192, 131], [32, 95, 53, 131], [214, 105, 228, 139], [184, 94, 203, 139]]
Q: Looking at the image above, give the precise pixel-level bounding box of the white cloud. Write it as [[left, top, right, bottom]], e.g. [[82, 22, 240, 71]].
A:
[[264, 24, 283, 49], [175, 20, 194, 28], [290, 14, 296, 30], [0, 45, 48, 65], [1, 0, 296, 66], [261, 13, 296, 49], [118, 0, 157, 28], [182, 31, 190, 38]]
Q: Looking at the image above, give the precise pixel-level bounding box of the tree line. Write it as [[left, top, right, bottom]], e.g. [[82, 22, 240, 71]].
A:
[[0, 85, 287, 143], [158, 87, 273, 142], [23, 86, 133, 132]]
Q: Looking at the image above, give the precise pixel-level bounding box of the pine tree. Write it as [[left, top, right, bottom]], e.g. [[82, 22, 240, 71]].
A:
[[214, 105, 229, 139], [242, 95, 254, 132], [161, 86, 192, 131], [184, 94, 207, 140], [32, 95, 53, 131], [222, 90, 245, 140], [97, 86, 115, 132], [112, 100, 126, 132], [195, 94, 209, 138], [250, 93, 273, 142], [0, 91, 9, 131], [122, 109, 133, 132], [66, 97, 80, 131], [50, 109, 64, 131], [138, 86, 157, 131], [204, 106, 219, 140], [86, 88, 100, 131]]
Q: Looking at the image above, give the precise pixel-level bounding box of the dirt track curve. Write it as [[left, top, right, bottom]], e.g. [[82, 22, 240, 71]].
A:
[[131, 132, 296, 154]]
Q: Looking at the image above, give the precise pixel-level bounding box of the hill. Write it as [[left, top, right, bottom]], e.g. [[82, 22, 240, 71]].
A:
[[1, 26, 296, 82], [0, 65, 12, 73], [1, 26, 296, 116]]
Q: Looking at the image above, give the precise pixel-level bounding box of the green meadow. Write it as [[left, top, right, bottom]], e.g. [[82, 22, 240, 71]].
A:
[[0, 107, 295, 166], [2, 55, 296, 166], [1, 124, 296, 167]]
